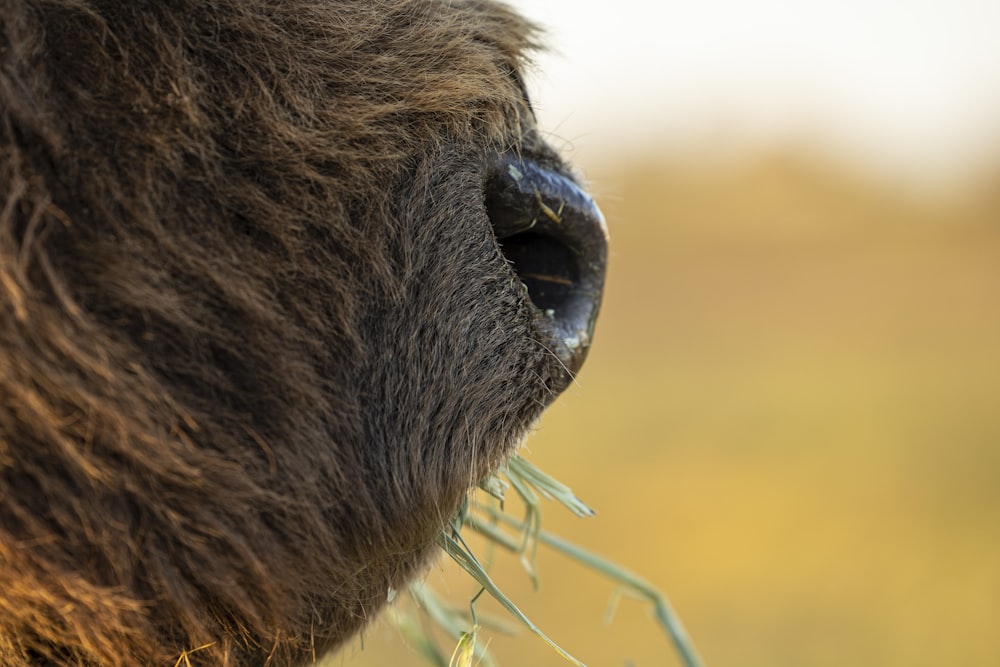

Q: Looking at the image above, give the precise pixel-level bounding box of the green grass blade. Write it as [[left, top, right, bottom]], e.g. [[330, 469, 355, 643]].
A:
[[506, 456, 595, 518], [385, 607, 450, 667], [437, 529, 587, 667], [482, 509, 706, 667], [407, 582, 499, 667]]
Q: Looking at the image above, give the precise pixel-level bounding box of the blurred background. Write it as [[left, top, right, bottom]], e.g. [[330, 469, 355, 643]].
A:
[[337, 2, 1000, 665]]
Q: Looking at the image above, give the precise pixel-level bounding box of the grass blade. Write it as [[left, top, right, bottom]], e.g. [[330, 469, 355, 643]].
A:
[[480, 509, 706, 667], [437, 528, 587, 667]]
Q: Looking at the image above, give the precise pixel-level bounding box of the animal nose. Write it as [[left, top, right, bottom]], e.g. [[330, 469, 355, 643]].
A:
[[486, 157, 608, 389]]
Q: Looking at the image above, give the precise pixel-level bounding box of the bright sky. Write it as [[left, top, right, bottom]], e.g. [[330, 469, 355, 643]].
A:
[[509, 0, 1000, 190]]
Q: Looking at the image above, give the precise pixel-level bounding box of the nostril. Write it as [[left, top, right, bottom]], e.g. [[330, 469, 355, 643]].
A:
[[485, 157, 608, 389], [495, 232, 578, 313]]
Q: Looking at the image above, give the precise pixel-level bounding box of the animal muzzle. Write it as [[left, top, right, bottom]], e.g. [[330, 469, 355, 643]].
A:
[[486, 157, 608, 391]]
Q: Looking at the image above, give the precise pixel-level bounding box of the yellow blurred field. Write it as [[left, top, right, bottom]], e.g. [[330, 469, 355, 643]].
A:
[[335, 151, 1000, 667]]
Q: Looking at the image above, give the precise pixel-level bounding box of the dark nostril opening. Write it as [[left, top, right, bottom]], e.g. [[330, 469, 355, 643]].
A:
[[485, 157, 608, 390], [495, 232, 577, 313]]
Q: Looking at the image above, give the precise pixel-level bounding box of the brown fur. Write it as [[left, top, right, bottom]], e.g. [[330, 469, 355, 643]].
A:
[[0, 1, 579, 665]]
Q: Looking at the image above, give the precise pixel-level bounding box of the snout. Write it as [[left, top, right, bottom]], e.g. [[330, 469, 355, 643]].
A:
[[486, 157, 608, 391]]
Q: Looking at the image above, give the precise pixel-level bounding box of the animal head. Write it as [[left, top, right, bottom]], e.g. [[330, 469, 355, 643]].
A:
[[0, 1, 606, 664]]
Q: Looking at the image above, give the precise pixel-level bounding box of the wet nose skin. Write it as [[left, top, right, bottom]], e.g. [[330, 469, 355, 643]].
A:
[[486, 157, 608, 391]]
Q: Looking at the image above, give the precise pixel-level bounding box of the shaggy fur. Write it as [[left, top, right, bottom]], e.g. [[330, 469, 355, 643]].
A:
[[0, 1, 581, 664]]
